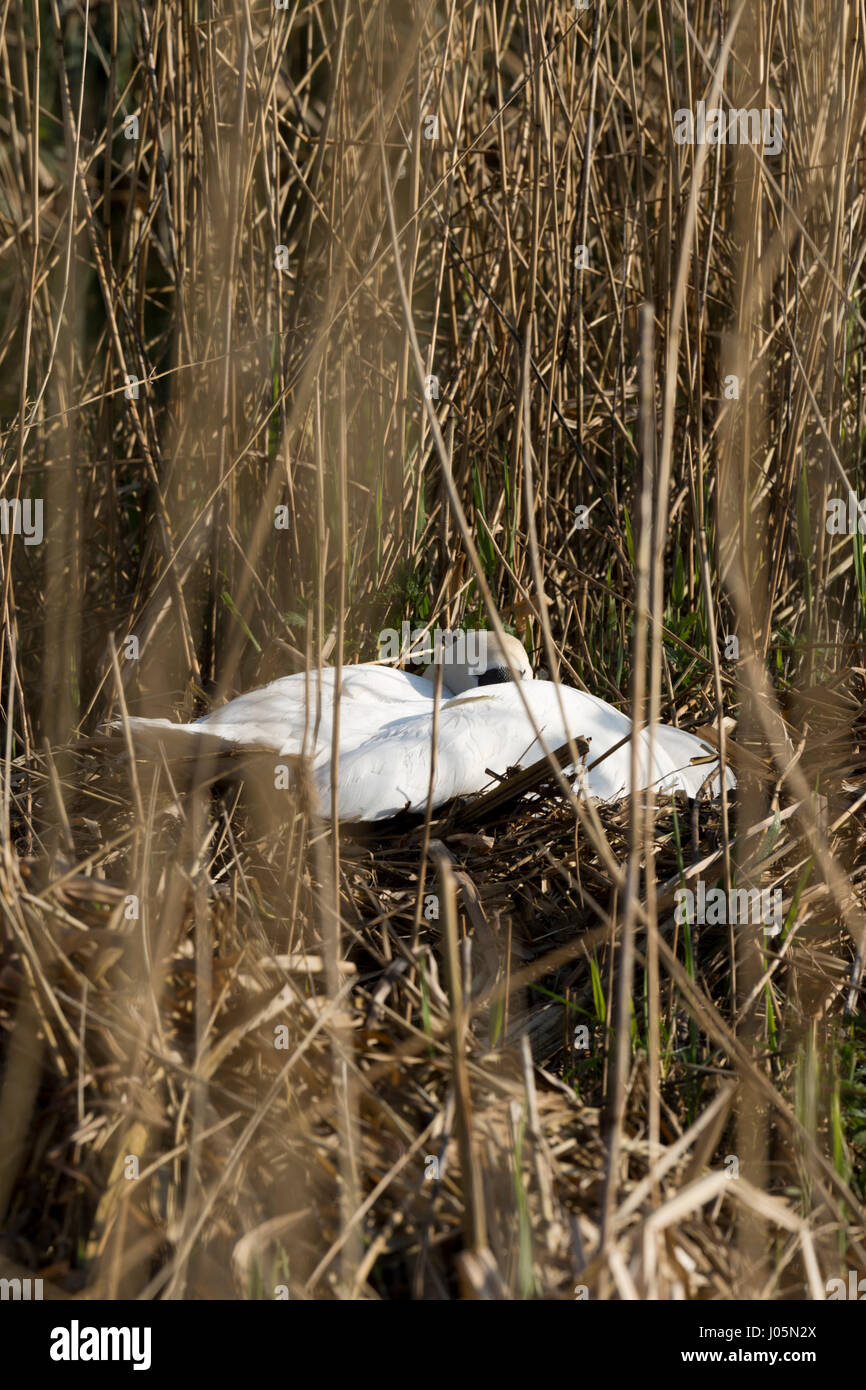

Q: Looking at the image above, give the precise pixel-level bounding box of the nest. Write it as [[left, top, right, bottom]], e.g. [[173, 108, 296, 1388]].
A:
[[2, 705, 866, 1300]]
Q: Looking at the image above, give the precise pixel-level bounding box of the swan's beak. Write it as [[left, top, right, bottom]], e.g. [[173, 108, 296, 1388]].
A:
[[476, 665, 510, 686]]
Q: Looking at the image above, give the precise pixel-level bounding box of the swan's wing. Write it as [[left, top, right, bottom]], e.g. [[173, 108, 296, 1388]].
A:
[[118, 666, 439, 761], [318, 683, 735, 821], [196, 665, 438, 759], [315, 685, 550, 821], [315, 683, 660, 820]]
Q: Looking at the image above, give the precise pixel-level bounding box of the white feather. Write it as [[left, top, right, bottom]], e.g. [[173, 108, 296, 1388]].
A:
[[119, 660, 734, 822]]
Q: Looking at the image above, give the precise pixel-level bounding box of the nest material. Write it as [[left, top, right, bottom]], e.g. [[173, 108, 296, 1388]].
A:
[[1, 696, 866, 1299]]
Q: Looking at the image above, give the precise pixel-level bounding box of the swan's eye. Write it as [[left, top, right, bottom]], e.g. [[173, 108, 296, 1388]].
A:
[[476, 665, 510, 686]]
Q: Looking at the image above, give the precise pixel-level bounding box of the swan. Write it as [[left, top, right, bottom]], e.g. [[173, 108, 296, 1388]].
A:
[[115, 631, 734, 822]]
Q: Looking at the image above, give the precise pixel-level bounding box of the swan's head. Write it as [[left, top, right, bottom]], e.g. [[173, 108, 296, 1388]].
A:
[[421, 630, 532, 695]]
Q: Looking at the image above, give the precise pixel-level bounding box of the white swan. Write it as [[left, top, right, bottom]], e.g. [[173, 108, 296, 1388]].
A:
[[117, 632, 734, 821]]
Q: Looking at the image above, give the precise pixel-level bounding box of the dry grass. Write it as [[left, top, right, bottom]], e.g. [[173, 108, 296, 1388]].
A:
[[1, 0, 866, 1299]]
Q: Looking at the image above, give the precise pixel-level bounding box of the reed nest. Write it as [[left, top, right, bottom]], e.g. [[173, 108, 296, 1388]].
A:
[[2, 678, 865, 1299]]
